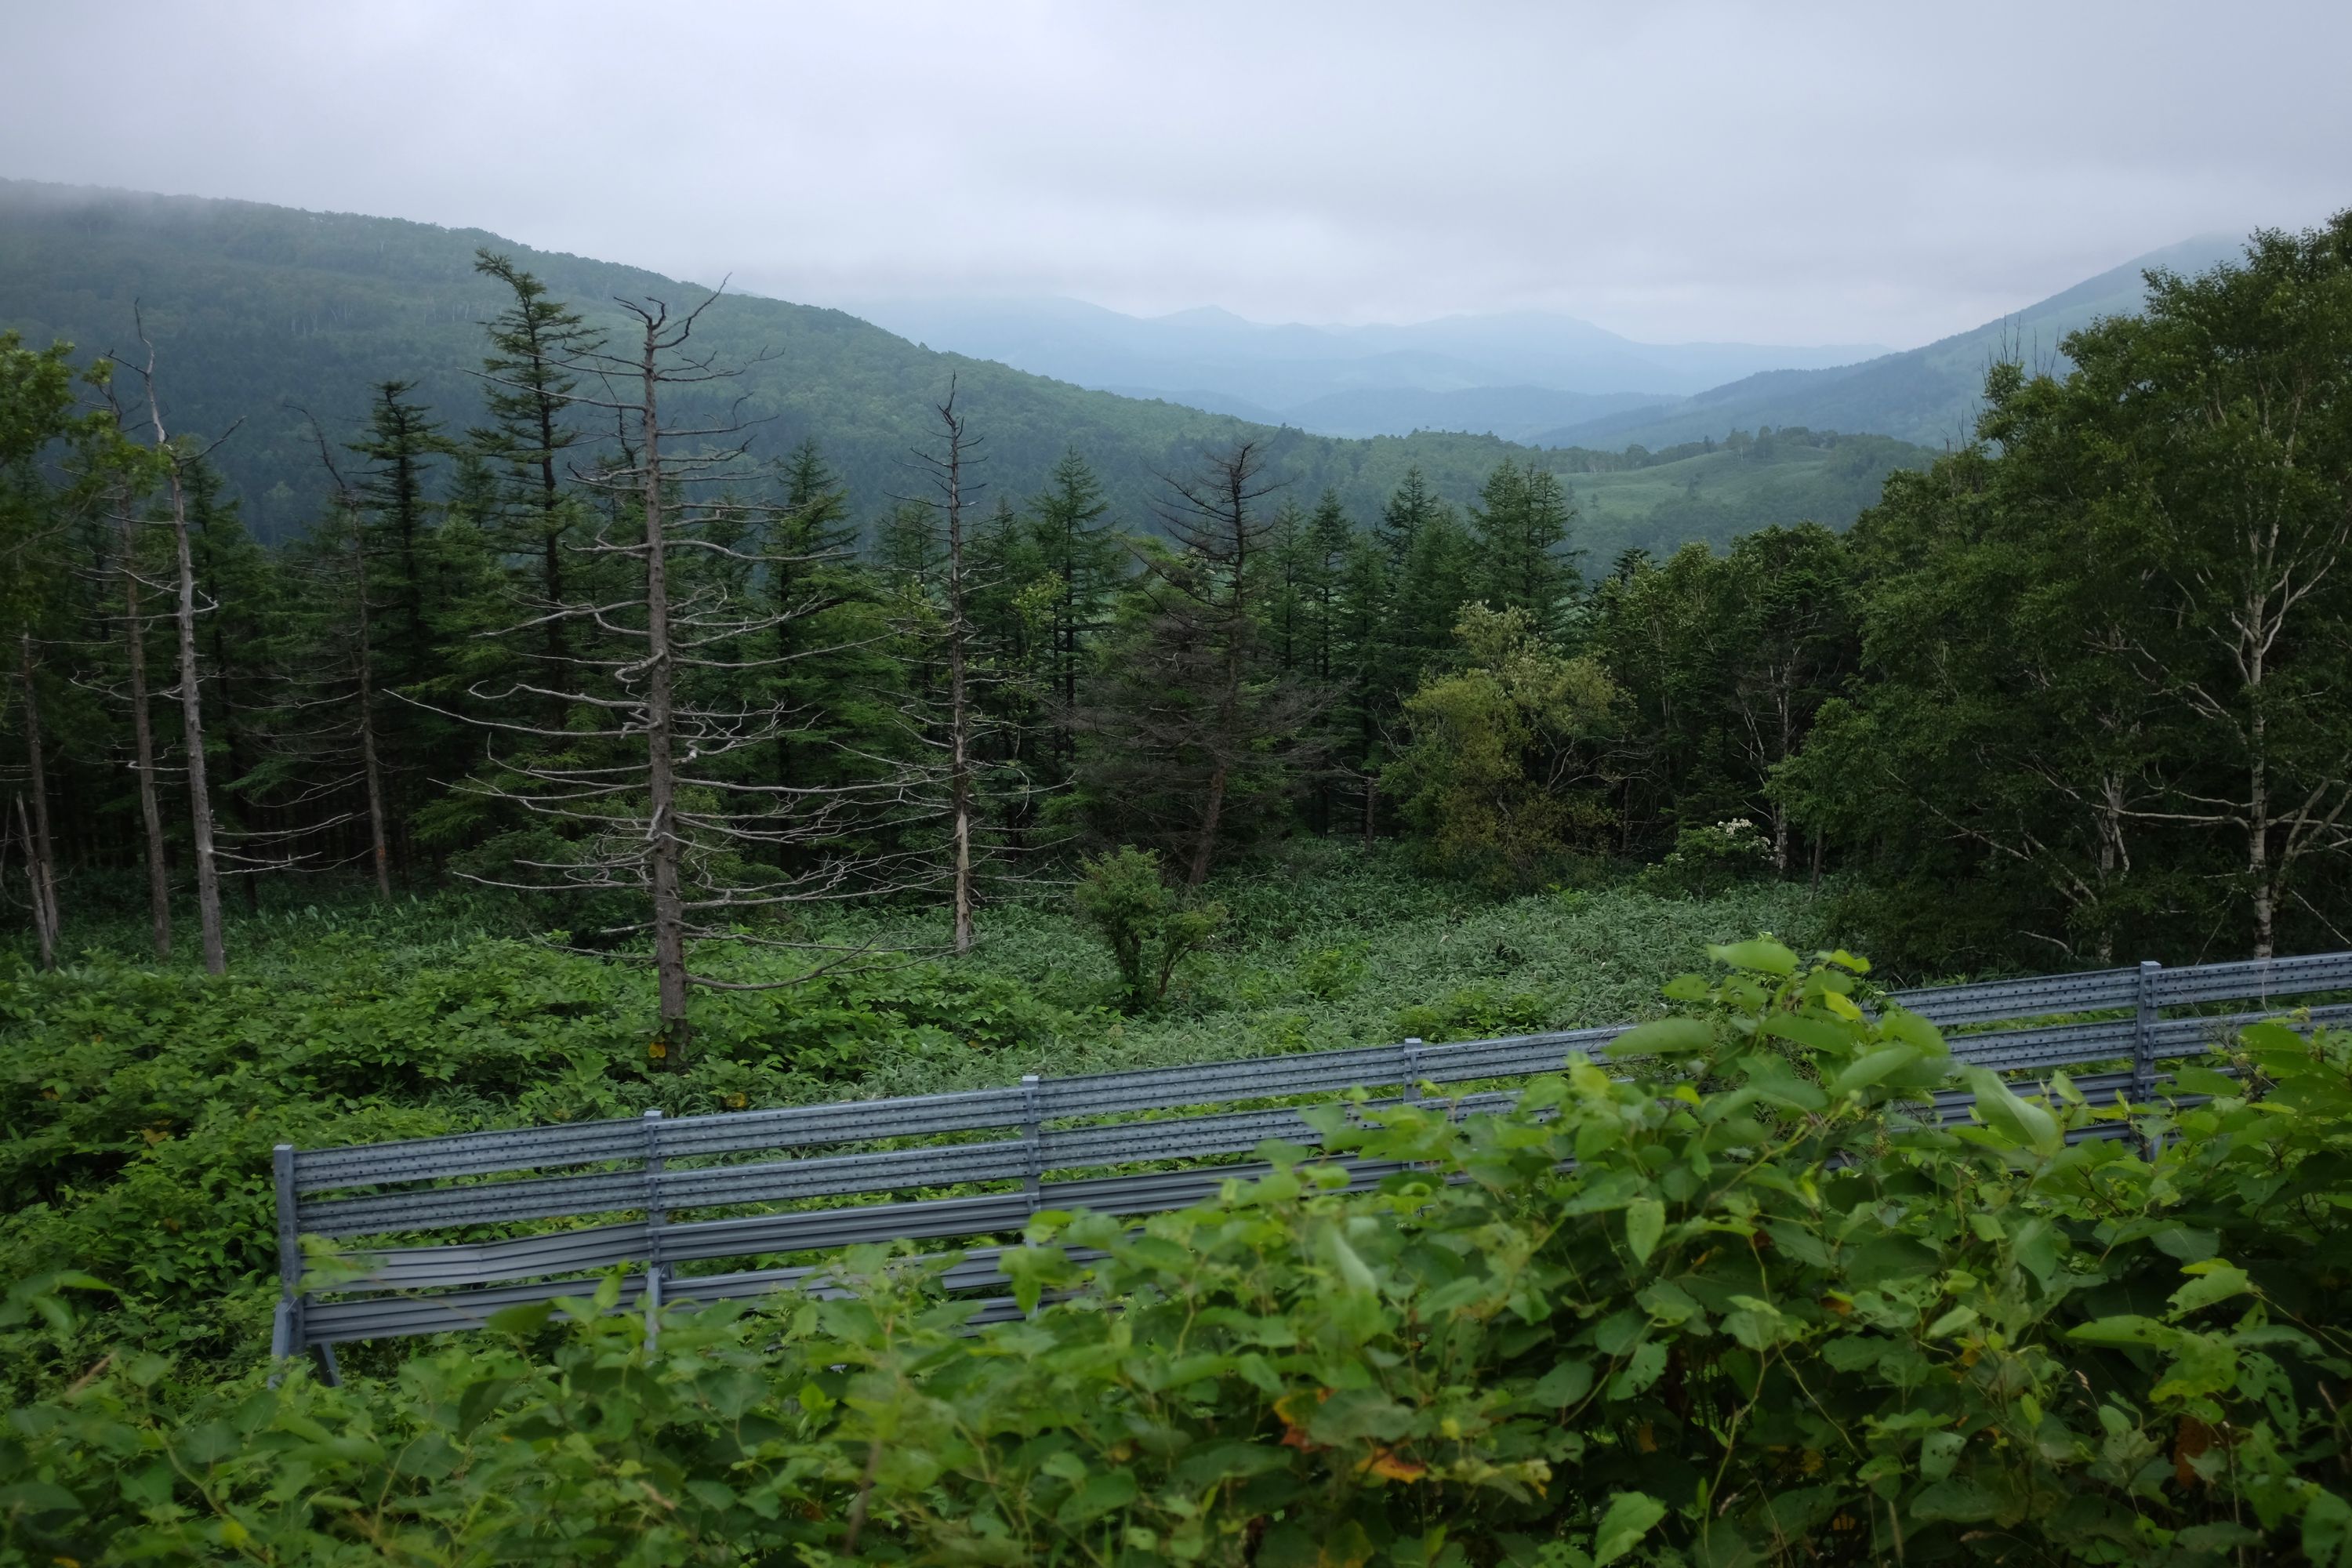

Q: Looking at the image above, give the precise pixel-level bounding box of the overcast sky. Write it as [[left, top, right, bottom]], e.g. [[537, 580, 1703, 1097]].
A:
[[6, 0, 2347, 348]]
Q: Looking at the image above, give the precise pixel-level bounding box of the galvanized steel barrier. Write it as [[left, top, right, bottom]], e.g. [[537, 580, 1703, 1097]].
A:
[[270, 949, 2352, 1380]]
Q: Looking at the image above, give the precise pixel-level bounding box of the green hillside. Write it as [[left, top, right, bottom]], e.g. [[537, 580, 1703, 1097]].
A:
[[1537, 233, 2246, 452], [0, 180, 1929, 551]]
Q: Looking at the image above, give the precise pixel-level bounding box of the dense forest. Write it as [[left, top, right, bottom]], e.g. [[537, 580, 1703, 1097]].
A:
[[3, 211, 2351, 1566], [5, 212, 2350, 985]]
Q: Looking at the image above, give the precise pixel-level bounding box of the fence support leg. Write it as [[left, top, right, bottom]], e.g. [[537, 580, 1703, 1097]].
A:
[[270, 1143, 334, 1386], [643, 1109, 667, 1354], [2134, 960, 2161, 1160], [1020, 1075, 1044, 1216]]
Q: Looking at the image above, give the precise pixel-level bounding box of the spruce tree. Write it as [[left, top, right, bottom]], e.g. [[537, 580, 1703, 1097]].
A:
[[1027, 448, 1123, 779], [767, 438, 893, 850], [471, 251, 602, 678], [1079, 441, 1320, 884], [1471, 459, 1578, 637], [347, 379, 457, 876]]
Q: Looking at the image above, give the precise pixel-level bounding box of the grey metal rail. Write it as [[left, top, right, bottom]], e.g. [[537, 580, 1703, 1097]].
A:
[[270, 951, 2352, 1381]]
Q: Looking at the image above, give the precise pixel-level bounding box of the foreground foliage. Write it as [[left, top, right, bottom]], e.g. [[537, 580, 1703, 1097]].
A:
[[5, 940, 2347, 1564], [0, 863, 1825, 1395]]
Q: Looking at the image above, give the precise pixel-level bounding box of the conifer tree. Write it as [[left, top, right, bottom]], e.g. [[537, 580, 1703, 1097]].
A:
[[1377, 465, 1437, 565], [765, 438, 894, 866], [1, 334, 108, 967], [1471, 459, 1579, 637], [347, 380, 463, 874], [350, 381, 447, 675], [1388, 488, 1475, 679], [471, 252, 603, 699], [1028, 448, 1123, 779], [1080, 441, 1321, 884], [455, 289, 922, 1054]]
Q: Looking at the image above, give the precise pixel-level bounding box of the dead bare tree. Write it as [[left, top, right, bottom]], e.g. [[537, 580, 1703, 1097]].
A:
[[445, 286, 920, 1057], [109, 471, 174, 955], [117, 313, 233, 974], [14, 634, 60, 969], [915, 385, 979, 954]]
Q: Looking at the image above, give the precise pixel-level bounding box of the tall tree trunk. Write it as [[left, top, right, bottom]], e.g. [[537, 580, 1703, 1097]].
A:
[[638, 332, 691, 1054], [350, 519, 393, 900], [16, 636, 60, 969], [121, 506, 172, 957], [1189, 764, 1228, 888], [165, 463, 227, 975], [141, 349, 227, 974], [939, 394, 975, 956], [538, 435, 568, 733]]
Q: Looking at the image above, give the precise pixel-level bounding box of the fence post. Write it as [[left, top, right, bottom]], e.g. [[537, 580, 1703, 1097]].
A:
[[642, 1109, 666, 1352], [270, 1144, 299, 1378], [2134, 960, 2162, 1160], [1020, 1075, 1044, 1213], [273, 1142, 337, 1385], [1399, 1037, 1424, 1105]]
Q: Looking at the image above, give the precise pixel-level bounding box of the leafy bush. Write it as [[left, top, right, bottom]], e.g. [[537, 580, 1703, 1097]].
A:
[[1643, 818, 1775, 898], [1391, 605, 1619, 891], [9, 938, 2348, 1563], [1073, 846, 1228, 1012]]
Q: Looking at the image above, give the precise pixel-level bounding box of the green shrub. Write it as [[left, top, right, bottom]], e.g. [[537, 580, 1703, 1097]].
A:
[[9, 938, 2349, 1564], [1072, 846, 1227, 1012]]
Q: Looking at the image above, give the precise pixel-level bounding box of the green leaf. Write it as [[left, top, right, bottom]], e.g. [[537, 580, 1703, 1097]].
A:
[[1827, 1044, 1922, 1098], [1910, 1478, 2002, 1522], [0, 1480, 85, 1519], [1710, 938, 1797, 976], [1635, 1279, 1703, 1325], [1171, 1441, 1288, 1491], [1625, 1197, 1665, 1266], [1532, 1358, 1594, 1406], [1962, 1066, 2062, 1157], [2068, 1314, 2180, 1348], [1607, 1341, 1668, 1398], [1592, 1490, 1668, 1566], [2169, 1263, 2253, 1316], [2301, 1486, 2351, 1566], [485, 1301, 554, 1337], [1606, 1017, 1713, 1059], [1319, 1521, 1375, 1568], [1309, 1388, 1414, 1444], [1054, 1468, 1139, 1526], [1323, 1229, 1377, 1292], [1762, 1013, 1853, 1055]]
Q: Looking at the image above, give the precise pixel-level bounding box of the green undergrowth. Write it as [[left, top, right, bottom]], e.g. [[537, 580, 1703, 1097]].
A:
[[5, 941, 2347, 1564], [0, 851, 1830, 1395]]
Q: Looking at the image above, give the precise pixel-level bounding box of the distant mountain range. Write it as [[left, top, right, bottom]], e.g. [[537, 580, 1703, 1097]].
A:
[[847, 234, 2245, 451], [848, 294, 1888, 440], [0, 178, 1933, 561], [1531, 234, 2246, 452]]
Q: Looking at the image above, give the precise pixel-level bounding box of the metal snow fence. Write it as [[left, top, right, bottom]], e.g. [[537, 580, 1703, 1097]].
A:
[[270, 949, 2352, 1380]]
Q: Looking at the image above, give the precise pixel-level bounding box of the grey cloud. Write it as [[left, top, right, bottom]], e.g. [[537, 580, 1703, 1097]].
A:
[[4, 0, 2345, 347]]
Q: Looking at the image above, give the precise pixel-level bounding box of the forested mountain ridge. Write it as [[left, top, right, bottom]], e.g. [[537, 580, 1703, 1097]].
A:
[[1535, 232, 2247, 451], [0, 179, 1928, 554]]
